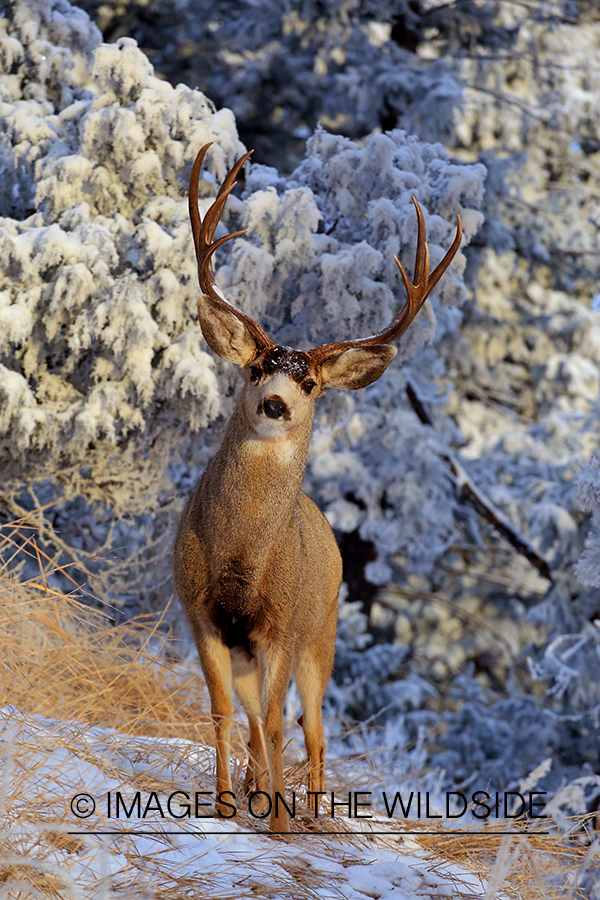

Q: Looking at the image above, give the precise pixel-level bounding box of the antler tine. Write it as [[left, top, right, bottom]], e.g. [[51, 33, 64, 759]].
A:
[[412, 197, 428, 287], [309, 198, 461, 364], [201, 152, 253, 247], [190, 143, 253, 284], [418, 204, 462, 298], [189, 143, 274, 352], [188, 142, 211, 260]]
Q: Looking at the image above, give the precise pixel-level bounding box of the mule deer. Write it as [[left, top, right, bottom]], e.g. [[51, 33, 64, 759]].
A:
[[173, 143, 461, 834]]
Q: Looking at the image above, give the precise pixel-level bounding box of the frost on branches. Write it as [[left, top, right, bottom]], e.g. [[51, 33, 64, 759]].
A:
[[575, 457, 600, 589], [242, 128, 484, 583], [0, 0, 248, 602], [5, 0, 600, 829], [71, 0, 465, 170], [0, 0, 482, 605]]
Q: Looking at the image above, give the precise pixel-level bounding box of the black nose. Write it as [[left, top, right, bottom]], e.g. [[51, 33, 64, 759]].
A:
[[263, 398, 287, 420]]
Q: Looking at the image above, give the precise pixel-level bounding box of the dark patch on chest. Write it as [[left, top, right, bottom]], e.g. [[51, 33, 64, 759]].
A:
[[260, 346, 312, 383], [208, 560, 263, 656]]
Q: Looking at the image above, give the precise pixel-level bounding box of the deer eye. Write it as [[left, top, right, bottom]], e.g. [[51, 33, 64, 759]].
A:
[[302, 379, 317, 395], [249, 366, 261, 383]]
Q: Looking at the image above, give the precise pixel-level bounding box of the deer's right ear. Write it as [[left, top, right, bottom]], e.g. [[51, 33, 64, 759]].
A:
[[198, 293, 259, 366]]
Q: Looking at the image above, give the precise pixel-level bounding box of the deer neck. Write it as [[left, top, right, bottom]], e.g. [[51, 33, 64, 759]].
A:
[[199, 393, 313, 573]]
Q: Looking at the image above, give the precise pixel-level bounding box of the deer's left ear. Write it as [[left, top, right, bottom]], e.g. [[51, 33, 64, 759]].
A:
[[320, 345, 397, 391]]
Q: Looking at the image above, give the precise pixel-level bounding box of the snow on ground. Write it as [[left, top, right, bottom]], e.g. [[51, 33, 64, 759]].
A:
[[0, 705, 489, 899]]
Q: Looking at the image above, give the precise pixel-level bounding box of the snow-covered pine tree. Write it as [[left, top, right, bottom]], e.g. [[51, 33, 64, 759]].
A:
[[5, 0, 600, 823], [0, 0, 482, 615]]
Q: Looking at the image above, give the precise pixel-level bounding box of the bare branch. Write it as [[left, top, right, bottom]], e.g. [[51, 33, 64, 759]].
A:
[[405, 381, 552, 581]]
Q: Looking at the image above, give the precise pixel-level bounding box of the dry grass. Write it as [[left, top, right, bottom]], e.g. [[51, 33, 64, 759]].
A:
[[0, 517, 211, 742], [376, 817, 587, 900], [0, 516, 592, 899]]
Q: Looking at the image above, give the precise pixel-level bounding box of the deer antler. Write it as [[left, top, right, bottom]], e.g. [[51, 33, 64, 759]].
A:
[[309, 198, 462, 364], [190, 145, 461, 363], [189, 143, 274, 352]]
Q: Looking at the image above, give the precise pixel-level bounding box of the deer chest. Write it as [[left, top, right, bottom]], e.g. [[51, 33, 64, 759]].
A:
[[207, 560, 272, 656]]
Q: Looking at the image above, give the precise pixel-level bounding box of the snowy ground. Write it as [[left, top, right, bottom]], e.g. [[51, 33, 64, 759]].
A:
[[0, 704, 503, 899], [0, 565, 580, 899]]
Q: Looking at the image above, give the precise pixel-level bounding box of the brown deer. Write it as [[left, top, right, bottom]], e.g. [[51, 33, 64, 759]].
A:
[[173, 143, 461, 834]]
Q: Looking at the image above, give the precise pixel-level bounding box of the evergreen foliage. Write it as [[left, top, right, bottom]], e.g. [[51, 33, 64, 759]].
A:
[[2, 0, 600, 838]]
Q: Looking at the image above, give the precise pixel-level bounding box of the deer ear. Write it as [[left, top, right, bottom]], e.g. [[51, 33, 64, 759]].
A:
[[198, 293, 259, 366], [320, 345, 397, 391]]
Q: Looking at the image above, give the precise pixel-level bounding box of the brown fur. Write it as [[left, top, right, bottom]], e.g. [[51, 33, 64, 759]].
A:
[[175, 144, 461, 835], [173, 384, 341, 833]]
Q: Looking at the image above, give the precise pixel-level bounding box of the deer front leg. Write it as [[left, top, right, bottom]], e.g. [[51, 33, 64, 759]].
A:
[[258, 647, 293, 834], [299, 711, 325, 796], [231, 650, 268, 798], [244, 716, 269, 796], [197, 633, 234, 816], [294, 648, 328, 804]]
